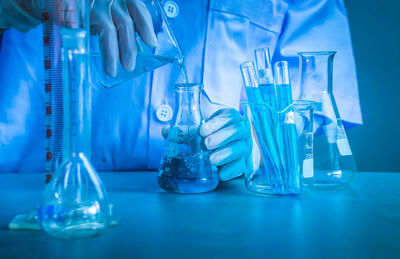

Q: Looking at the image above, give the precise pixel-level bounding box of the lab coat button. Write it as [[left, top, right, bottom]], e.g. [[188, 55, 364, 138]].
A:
[[164, 1, 179, 19], [156, 105, 173, 122]]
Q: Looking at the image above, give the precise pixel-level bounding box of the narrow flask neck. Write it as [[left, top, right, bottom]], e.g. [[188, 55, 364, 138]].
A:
[[66, 82, 90, 155], [62, 32, 91, 156], [173, 84, 202, 126], [299, 52, 335, 101]]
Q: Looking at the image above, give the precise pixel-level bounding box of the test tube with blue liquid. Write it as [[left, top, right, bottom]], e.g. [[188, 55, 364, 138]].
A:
[[240, 61, 284, 191], [253, 48, 283, 183], [254, 48, 277, 109], [274, 61, 302, 193], [240, 61, 263, 104]]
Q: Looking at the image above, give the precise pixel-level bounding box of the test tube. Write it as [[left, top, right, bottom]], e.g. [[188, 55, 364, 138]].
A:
[[274, 61, 301, 192], [274, 61, 292, 110], [240, 61, 283, 188], [240, 61, 263, 104], [254, 48, 277, 109]]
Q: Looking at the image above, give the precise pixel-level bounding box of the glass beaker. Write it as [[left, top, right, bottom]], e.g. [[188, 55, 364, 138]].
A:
[[298, 51, 356, 187], [90, 0, 183, 88], [158, 84, 219, 193], [293, 100, 317, 187], [241, 60, 301, 195], [244, 101, 315, 195], [244, 102, 306, 195], [39, 2, 111, 239]]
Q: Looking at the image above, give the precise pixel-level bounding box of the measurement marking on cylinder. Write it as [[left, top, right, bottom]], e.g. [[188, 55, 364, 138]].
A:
[[43, 1, 66, 183]]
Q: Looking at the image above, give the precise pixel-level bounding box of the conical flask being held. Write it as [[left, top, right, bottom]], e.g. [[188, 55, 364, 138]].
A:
[[158, 84, 219, 193]]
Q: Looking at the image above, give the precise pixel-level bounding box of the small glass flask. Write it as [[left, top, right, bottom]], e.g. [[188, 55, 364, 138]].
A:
[[298, 51, 357, 187], [158, 84, 219, 193]]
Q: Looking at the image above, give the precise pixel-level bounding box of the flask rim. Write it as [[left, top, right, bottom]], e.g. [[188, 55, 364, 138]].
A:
[[297, 51, 336, 56], [174, 83, 203, 92]]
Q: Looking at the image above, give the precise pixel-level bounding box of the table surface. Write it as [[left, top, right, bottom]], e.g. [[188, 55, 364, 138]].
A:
[[0, 172, 399, 259]]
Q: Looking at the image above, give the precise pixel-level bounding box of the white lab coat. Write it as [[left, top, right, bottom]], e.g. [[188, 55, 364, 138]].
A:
[[0, 0, 361, 173]]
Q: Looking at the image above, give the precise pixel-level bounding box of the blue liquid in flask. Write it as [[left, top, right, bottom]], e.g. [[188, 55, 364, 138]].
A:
[[159, 153, 219, 193], [158, 83, 219, 194]]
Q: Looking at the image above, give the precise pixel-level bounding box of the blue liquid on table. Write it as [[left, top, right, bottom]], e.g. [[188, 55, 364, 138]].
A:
[[158, 154, 219, 194]]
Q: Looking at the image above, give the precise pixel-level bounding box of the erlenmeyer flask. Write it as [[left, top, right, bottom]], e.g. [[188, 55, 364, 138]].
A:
[[298, 51, 356, 187], [91, 0, 183, 88], [39, 24, 110, 239], [158, 84, 219, 193]]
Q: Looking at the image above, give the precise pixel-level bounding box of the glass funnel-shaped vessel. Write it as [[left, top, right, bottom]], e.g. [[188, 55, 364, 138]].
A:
[[298, 51, 356, 187], [91, 0, 183, 88], [39, 21, 110, 239], [158, 84, 219, 193]]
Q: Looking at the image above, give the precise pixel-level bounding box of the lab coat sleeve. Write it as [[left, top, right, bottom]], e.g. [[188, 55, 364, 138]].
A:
[[272, 0, 362, 126]]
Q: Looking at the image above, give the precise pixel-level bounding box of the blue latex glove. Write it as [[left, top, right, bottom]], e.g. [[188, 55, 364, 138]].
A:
[[162, 108, 256, 181], [199, 108, 253, 181], [90, 0, 157, 76], [0, 0, 157, 77]]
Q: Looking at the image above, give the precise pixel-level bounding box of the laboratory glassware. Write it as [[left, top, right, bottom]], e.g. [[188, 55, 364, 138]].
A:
[[293, 100, 317, 187], [244, 101, 311, 195], [240, 61, 282, 194], [91, 0, 184, 88], [241, 61, 263, 104], [298, 51, 356, 187], [241, 60, 302, 195], [159, 84, 219, 193], [254, 48, 277, 108], [43, 0, 70, 182], [240, 61, 282, 182], [274, 61, 301, 193], [39, 0, 111, 239], [9, 0, 88, 232]]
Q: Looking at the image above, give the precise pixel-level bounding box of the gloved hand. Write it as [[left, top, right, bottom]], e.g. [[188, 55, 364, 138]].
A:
[[0, 0, 157, 77], [199, 108, 253, 181], [161, 108, 258, 181], [90, 0, 157, 76]]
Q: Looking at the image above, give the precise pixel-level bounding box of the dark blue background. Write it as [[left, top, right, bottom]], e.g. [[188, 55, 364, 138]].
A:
[[345, 0, 400, 171]]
